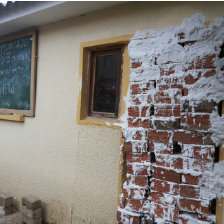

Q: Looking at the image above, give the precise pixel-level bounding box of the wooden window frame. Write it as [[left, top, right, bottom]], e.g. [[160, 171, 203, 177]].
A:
[[77, 35, 133, 128], [88, 47, 123, 119]]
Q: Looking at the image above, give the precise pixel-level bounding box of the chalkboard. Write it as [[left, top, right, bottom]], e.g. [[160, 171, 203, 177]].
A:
[[0, 30, 37, 116]]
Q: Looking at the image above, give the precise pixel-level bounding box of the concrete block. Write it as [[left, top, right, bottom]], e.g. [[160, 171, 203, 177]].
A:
[[22, 196, 41, 210], [22, 206, 41, 220], [22, 215, 42, 224], [0, 211, 22, 224], [0, 205, 14, 216], [0, 193, 13, 207]]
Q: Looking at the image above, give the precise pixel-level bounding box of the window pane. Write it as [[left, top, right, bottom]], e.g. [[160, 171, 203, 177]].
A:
[[93, 52, 120, 114]]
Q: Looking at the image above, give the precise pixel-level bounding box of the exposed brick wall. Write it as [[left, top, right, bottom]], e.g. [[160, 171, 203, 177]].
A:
[[117, 14, 224, 224]]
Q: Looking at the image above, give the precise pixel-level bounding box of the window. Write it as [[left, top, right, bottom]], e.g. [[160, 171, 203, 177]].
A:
[[77, 35, 132, 128], [88, 47, 123, 118]]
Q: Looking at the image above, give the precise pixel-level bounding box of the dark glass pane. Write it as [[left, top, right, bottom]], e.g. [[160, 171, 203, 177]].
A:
[[93, 52, 120, 113]]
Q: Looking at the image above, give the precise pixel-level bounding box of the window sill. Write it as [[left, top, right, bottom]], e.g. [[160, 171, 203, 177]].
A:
[[77, 116, 122, 129]]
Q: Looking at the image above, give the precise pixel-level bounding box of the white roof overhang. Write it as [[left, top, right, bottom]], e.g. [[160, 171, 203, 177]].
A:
[[0, 1, 124, 36]]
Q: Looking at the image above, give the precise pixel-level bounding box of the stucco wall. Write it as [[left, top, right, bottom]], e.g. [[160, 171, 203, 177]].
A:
[[0, 2, 224, 224]]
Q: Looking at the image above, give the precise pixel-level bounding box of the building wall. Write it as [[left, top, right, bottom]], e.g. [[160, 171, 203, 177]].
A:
[[0, 2, 224, 224]]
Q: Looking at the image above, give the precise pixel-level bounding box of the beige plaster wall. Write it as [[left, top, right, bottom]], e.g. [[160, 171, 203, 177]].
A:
[[0, 2, 224, 224]]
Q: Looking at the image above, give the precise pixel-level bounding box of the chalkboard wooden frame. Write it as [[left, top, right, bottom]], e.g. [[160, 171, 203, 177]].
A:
[[0, 30, 38, 117]]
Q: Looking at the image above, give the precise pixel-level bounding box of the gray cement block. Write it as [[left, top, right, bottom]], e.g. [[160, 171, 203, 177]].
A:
[[22, 206, 41, 219], [0, 193, 13, 207], [0, 211, 22, 224], [22, 196, 41, 210], [23, 215, 42, 224], [0, 205, 14, 216]]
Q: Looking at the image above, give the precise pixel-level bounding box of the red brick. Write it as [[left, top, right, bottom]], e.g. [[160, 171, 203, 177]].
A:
[[182, 88, 188, 96], [128, 118, 141, 127], [141, 119, 150, 128], [153, 166, 181, 183], [126, 153, 150, 163], [180, 185, 200, 199], [130, 82, 154, 95], [181, 114, 210, 130], [182, 173, 201, 185], [152, 202, 179, 222], [204, 69, 216, 78], [127, 163, 150, 175], [126, 175, 148, 188], [128, 106, 140, 117], [141, 106, 150, 117], [179, 198, 210, 214], [148, 130, 171, 143], [154, 91, 171, 104], [123, 187, 147, 200], [126, 199, 150, 213], [182, 41, 197, 46], [160, 66, 175, 76], [173, 157, 183, 169], [187, 54, 216, 70], [131, 62, 142, 68], [153, 143, 173, 155], [173, 131, 203, 145], [184, 72, 201, 85], [178, 32, 185, 40], [122, 141, 132, 152], [117, 210, 141, 224], [151, 179, 180, 195], [151, 192, 176, 205]]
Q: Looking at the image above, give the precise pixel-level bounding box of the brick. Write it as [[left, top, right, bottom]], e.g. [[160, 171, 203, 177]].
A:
[[151, 179, 179, 195], [181, 114, 210, 131], [204, 69, 216, 78], [152, 202, 179, 222], [179, 198, 210, 214], [183, 157, 213, 172], [22, 215, 42, 224], [182, 173, 201, 185], [180, 185, 200, 199], [183, 101, 214, 113], [153, 166, 181, 183], [22, 206, 41, 220], [131, 62, 142, 68], [187, 54, 216, 70], [117, 209, 141, 224], [126, 199, 150, 213], [182, 88, 188, 96], [152, 119, 180, 130], [126, 153, 150, 163], [128, 118, 141, 127], [153, 143, 173, 155], [123, 187, 147, 200], [151, 192, 176, 206], [173, 131, 203, 145], [130, 82, 154, 95], [22, 195, 41, 210], [126, 175, 148, 188], [155, 105, 180, 117], [141, 106, 150, 117], [178, 32, 185, 40], [148, 130, 171, 143], [122, 141, 132, 152], [0, 205, 14, 216], [0, 193, 13, 207], [154, 91, 171, 104], [128, 106, 140, 117], [182, 145, 214, 160], [127, 163, 151, 175], [184, 72, 201, 85], [160, 66, 175, 76]]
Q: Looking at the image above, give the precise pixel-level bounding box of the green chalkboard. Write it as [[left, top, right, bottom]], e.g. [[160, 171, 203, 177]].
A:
[[0, 30, 37, 116]]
